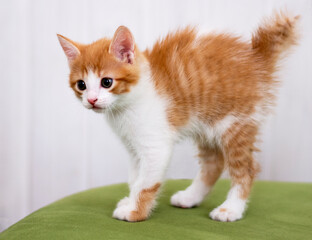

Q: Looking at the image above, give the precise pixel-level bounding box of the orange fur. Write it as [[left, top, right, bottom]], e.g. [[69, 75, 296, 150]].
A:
[[198, 146, 224, 187], [145, 13, 298, 130], [143, 13, 298, 202], [129, 183, 161, 222], [252, 12, 299, 65], [223, 122, 261, 199], [57, 35, 142, 97], [145, 29, 272, 128]]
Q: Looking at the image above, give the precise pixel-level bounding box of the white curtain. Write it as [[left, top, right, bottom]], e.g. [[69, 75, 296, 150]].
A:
[[0, 0, 311, 231]]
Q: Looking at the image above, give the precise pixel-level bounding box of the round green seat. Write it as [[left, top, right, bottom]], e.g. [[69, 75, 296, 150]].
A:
[[1, 180, 311, 240]]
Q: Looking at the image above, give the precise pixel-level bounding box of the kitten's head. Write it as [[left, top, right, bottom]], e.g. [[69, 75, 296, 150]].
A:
[[57, 26, 141, 113]]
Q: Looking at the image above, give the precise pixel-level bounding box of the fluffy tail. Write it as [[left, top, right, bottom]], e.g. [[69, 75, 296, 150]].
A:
[[252, 11, 299, 63]]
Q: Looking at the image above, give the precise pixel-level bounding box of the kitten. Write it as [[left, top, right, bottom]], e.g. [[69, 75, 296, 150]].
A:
[[57, 11, 298, 222]]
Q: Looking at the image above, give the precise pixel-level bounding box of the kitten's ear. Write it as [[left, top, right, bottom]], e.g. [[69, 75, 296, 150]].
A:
[[109, 26, 135, 64], [57, 34, 81, 65]]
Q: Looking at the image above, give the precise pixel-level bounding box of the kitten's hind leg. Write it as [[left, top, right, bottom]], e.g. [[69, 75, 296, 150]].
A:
[[210, 123, 260, 222], [171, 145, 224, 208]]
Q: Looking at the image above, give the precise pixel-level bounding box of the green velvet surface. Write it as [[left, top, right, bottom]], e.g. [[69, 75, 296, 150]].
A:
[[1, 180, 312, 240]]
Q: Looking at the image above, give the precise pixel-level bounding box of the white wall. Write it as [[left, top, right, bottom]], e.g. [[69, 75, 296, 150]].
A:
[[0, 0, 311, 232]]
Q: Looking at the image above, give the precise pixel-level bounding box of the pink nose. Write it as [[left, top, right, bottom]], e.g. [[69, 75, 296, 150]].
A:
[[87, 98, 98, 105]]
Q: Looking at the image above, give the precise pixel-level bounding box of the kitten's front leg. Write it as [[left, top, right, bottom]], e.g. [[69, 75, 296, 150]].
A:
[[113, 141, 172, 222], [116, 157, 139, 208]]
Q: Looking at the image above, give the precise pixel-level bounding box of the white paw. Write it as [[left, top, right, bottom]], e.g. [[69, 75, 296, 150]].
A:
[[117, 197, 130, 208], [209, 207, 243, 222], [170, 190, 202, 208], [112, 204, 133, 221]]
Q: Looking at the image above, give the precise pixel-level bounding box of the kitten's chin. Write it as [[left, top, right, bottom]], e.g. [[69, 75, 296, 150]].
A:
[[91, 107, 106, 113]]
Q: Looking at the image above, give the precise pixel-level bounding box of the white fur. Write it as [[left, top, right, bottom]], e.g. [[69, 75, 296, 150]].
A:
[[171, 173, 211, 208], [104, 63, 174, 221], [113, 200, 135, 221], [209, 184, 247, 222], [116, 197, 130, 208], [178, 114, 238, 147], [81, 70, 118, 111]]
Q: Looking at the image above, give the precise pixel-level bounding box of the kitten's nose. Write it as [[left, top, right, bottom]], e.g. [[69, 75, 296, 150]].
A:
[[87, 98, 98, 105]]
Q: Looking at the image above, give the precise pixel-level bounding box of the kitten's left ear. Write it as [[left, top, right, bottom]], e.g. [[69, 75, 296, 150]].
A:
[[109, 26, 135, 64]]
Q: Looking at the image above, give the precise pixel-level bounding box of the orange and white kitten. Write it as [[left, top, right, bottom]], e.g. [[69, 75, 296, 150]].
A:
[[58, 12, 298, 222]]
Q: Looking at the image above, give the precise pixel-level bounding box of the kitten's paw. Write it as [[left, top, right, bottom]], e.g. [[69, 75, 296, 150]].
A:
[[209, 207, 243, 222], [113, 204, 133, 221], [117, 197, 130, 208], [170, 190, 202, 208], [113, 203, 149, 222]]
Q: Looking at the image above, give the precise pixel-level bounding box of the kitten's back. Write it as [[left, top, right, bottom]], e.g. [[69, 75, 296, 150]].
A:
[[144, 13, 299, 129]]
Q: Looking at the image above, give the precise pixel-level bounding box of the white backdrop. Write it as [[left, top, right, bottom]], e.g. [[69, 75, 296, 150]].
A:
[[0, 0, 311, 232]]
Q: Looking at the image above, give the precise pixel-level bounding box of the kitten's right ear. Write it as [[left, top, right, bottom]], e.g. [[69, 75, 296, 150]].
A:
[[57, 34, 80, 65]]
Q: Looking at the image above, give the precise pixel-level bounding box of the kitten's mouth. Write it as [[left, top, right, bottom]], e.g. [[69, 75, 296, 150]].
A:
[[91, 105, 106, 112]]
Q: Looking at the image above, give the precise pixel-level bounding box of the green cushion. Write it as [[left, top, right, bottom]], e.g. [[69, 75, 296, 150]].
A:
[[1, 180, 311, 240]]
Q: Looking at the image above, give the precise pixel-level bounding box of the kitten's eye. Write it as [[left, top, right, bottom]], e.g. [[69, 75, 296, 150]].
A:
[[101, 78, 113, 88], [77, 80, 86, 91]]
